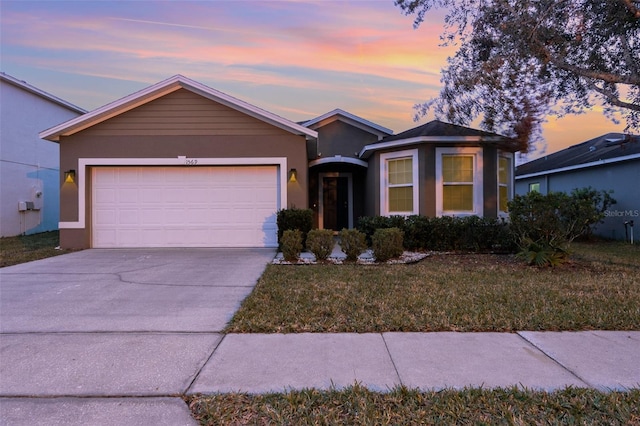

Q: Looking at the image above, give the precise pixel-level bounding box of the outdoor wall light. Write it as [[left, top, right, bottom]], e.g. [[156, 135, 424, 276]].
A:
[[64, 169, 76, 184], [288, 168, 298, 183]]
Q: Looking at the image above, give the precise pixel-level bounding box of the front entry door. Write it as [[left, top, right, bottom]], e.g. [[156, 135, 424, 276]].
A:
[[323, 177, 349, 231]]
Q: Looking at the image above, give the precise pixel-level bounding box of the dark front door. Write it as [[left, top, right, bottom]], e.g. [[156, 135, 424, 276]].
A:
[[323, 177, 349, 231]]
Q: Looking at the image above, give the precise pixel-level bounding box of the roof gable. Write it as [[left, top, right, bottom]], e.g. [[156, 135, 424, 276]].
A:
[[302, 108, 392, 139], [516, 133, 640, 177], [40, 75, 317, 141]]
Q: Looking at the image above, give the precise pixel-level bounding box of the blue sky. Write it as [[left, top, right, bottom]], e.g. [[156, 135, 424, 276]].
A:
[[0, 0, 625, 158]]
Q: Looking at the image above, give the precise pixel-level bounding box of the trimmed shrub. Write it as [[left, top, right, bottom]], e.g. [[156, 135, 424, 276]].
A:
[[338, 228, 367, 261], [372, 227, 404, 262], [357, 214, 516, 253], [277, 208, 313, 247], [357, 215, 405, 245], [281, 229, 303, 262], [402, 215, 431, 251], [306, 229, 335, 261]]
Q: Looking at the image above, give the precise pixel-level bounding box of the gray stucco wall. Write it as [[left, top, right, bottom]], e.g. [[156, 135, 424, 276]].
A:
[[516, 159, 640, 240]]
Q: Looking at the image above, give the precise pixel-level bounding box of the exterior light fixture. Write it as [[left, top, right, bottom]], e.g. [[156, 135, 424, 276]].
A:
[[288, 168, 298, 183], [64, 169, 76, 184]]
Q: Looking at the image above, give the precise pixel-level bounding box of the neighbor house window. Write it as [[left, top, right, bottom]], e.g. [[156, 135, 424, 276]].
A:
[[380, 149, 419, 216], [498, 155, 513, 215], [436, 147, 483, 216], [529, 182, 540, 193]]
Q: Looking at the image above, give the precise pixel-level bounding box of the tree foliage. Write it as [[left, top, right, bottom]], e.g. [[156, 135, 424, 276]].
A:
[[396, 0, 640, 152]]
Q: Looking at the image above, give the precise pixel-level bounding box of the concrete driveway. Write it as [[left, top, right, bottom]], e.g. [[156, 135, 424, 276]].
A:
[[0, 248, 275, 425]]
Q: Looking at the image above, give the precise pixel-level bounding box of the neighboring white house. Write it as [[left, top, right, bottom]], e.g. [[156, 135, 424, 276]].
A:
[[0, 72, 85, 237]]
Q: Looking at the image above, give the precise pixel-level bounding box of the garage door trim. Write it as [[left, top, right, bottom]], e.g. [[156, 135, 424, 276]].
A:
[[59, 157, 288, 230]]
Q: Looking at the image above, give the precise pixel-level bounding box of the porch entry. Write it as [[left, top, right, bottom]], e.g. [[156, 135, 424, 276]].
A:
[[319, 173, 353, 231]]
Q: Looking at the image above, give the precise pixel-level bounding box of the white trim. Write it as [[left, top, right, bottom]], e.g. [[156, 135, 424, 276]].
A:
[[40, 75, 317, 141], [435, 147, 483, 217], [497, 152, 514, 218], [318, 172, 353, 230], [59, 157, 287, 229], [0, 72, 86, 114], [516, 153, 640, 180], [303, 108, 393, 137], [309, 156, 368, 168], [360, 135, 503, 158], [379, 149, 419, 216]]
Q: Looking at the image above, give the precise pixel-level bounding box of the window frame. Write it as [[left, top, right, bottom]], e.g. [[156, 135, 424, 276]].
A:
[[435, 147, 483, 217], [497, 152, 514, 217], [529, 182, 540, 193], [380, 149, 419, 216]]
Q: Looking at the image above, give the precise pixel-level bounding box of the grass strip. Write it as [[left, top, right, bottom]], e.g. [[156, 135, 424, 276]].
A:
[[227, 241, 640, 333], [0, 231, 71, 267], [187, 385, 640, 425]]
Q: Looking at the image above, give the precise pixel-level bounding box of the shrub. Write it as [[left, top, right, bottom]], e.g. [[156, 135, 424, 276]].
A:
[[357, 215, 405, 245], [306, 229, 335, 261], [281, 229, 302, 262], [508, 187, 615, 265], [357, 214, 516, 253], [567, 187, 616, 239], [516, 237, 570, 267], [338, 228, 367, 261], [277, 208, 313, 247], [372, 227, 404, 262], [402, 215, 431, 251]]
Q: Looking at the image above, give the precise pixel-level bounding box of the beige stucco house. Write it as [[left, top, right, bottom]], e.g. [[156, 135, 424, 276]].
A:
[[41, 75, 517, 249]]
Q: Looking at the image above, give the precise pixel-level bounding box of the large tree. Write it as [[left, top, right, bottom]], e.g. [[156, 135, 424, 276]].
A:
[[396, 0, 640, 152]]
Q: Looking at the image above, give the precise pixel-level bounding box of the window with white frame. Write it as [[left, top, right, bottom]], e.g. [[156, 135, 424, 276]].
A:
[[380, 149, 419, 216], [529, 182, 540, 193], [436, 147, 483, 216], [498, 154, 512, 214]]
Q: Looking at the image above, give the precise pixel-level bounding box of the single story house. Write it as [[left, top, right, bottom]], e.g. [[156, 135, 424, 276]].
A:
[[515, 133, 640, 241], [41, 75, 518, 249], [0, 72, 86, 237]]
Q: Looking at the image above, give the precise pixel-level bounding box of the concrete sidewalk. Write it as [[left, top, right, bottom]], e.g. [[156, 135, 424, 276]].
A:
[[188, 330, 640, 394], [2, 249, 639, 425]]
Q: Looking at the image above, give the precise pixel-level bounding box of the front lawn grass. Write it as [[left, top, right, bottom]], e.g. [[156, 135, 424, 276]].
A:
[[0, 231, 72, 267], [188, 385, 640, 425], [226, 241, 640, 333]]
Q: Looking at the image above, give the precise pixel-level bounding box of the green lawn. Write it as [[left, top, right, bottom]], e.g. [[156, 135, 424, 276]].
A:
[[188, 385, 640, 425], [227, 241, 640, 333], [0, 231, 74, 267]]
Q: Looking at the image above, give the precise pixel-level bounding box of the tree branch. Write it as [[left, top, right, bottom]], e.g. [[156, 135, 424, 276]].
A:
[[587, 80, 640, 112], [619, 0, 640, 18], [549, 57, 640, 86]]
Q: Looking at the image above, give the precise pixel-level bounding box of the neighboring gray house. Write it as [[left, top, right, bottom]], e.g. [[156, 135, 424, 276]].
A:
[[0, 72, 85, 237], [515, 133, 640, 241]]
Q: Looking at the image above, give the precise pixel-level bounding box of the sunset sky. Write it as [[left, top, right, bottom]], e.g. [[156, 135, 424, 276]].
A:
[[0, 0, 626, 160]]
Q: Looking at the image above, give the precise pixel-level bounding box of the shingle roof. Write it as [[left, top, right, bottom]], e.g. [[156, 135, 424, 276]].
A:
[[515, 133, 640, 177], [358, 120, 517, 158], [379, 120, 506, 142]]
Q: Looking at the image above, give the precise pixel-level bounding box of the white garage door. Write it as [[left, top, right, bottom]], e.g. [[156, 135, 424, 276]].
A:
[[92, 166, 279, 248]]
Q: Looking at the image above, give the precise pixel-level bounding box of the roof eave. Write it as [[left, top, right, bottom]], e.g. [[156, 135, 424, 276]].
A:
[[515, 153, 640, 179], [1, 72, 86, 115], [40, 75, 317, 142], [358, 136, 507, 159], [303, 108, 393, 137]]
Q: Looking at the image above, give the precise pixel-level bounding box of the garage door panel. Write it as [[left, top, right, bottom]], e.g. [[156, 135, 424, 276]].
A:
[[92, 166, 279, 248]]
